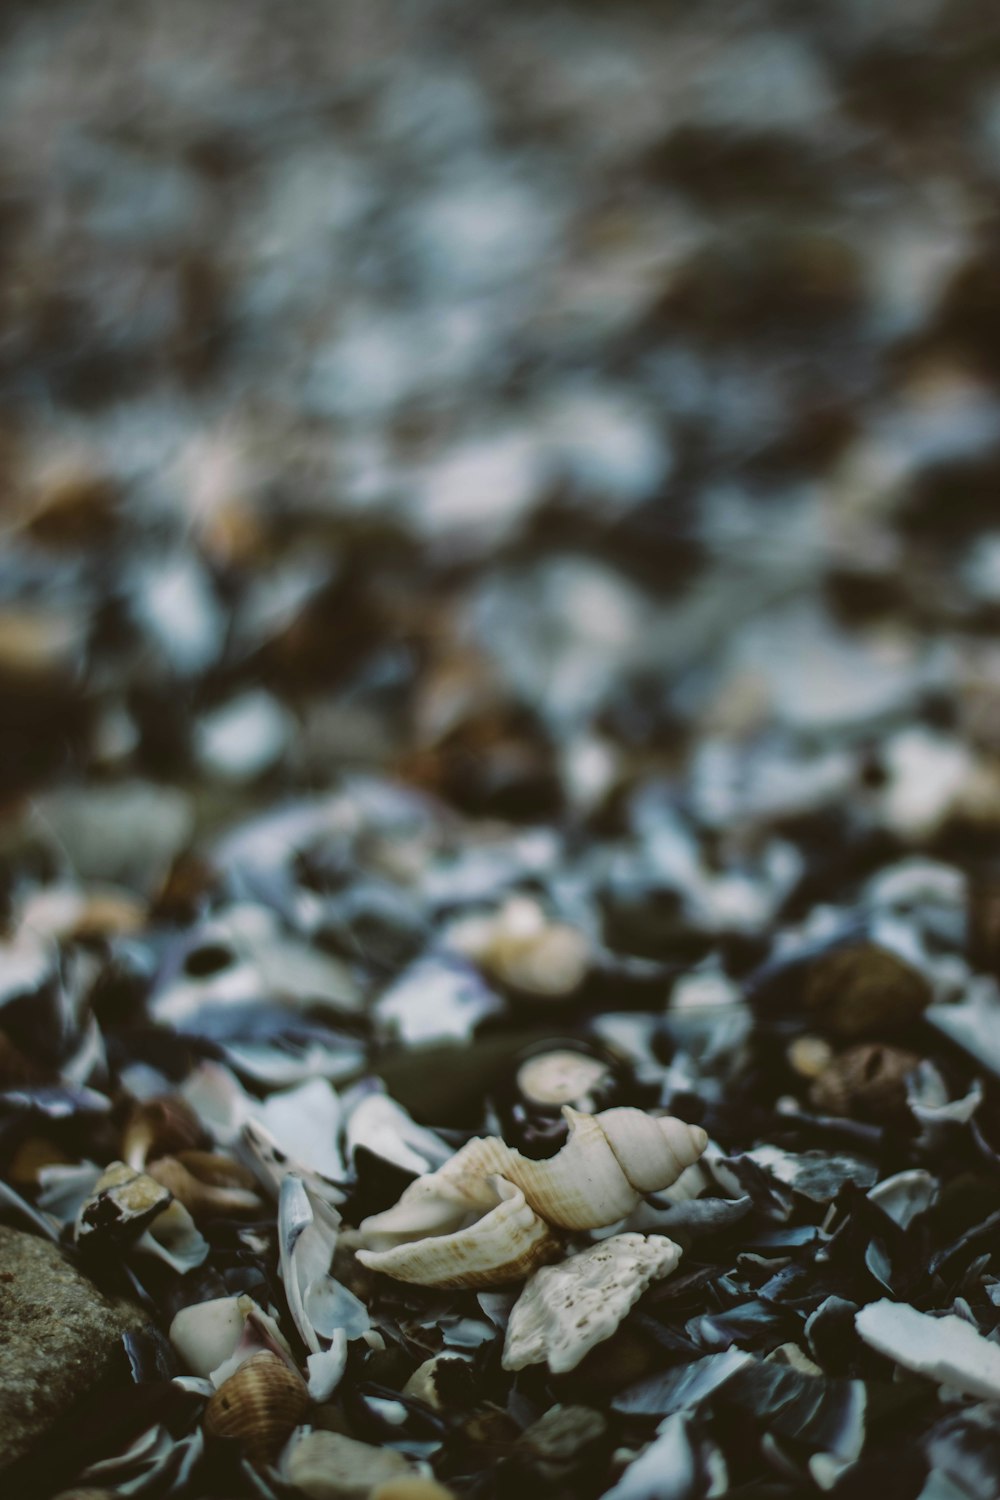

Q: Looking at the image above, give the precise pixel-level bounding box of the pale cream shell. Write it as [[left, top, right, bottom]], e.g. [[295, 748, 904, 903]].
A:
[[360, 1106, 708, 1241], [502, 1232, 682, 1374], [356, 1175, 560, 1289]]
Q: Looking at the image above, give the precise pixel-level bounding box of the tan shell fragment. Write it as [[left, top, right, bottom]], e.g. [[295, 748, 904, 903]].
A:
[[360, 1106, 708, 1242], [356, 1175, 560, 1289], [148, 1154, 264, 1219], [203, 1349, 309, 1467], [123, 1095, 208, 1171], [502, 1233, 682, 1374], [284, 1431, 415, 1500]]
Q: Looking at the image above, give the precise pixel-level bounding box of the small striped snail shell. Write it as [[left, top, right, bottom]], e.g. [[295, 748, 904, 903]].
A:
[[361, 1105, 708, 1245], [204, 1349, 309, 1467]]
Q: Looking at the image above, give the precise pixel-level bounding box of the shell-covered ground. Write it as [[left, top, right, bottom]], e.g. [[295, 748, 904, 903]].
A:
[[3, 1, 1000, 1496]]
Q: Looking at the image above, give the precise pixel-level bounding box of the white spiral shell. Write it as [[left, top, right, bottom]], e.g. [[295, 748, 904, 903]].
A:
[[359, 1106, 708, 1244], [356, 1175, 560, 1289]]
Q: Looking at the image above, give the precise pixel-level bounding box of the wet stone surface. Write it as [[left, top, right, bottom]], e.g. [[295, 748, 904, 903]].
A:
[[0, 1227, 147, 1475]]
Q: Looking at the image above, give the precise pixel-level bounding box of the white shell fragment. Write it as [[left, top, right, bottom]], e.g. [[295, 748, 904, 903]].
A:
[[74, 1160, 210, 1272], [855, 1300, 1000, 1401], [344, 1088, 453, 1176], [867, 1171, 938, 1230], [502, 1233, 682, 1374], [360, 1106, 708, 1242], [279, 1174, 364, 1399], [357, 1175, 561, 1289], [169, 1296, 247, 1377]]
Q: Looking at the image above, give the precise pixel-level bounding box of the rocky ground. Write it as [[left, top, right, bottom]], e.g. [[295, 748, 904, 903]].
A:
[[2, 1, 1000, 1496]]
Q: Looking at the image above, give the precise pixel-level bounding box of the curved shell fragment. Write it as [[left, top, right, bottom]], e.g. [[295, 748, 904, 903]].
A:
[[502, 1232, 682, 1374], [357, 1175, 561, 1290]]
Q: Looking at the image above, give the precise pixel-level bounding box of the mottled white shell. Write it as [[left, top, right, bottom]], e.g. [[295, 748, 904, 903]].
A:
[[357, 1176, 560, 1289], [360, 1107, 708, 1241], [502, 1233, 682, 1374]]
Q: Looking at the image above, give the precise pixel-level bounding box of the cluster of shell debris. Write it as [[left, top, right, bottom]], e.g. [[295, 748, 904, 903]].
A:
[[4, 0, 1000, 1497], [4, 770, 1000, 1498]]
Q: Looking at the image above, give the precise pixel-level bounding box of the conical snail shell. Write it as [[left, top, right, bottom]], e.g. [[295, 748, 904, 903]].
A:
[[356, 1175, 561, 1289], [360, 1107, 708, 1240], [204, 1349, 309, 1467]]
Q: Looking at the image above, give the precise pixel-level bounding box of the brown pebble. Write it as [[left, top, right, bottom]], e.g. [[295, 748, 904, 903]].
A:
[[810, 1042, 920, 1124], [802, 943, 931, 1039]]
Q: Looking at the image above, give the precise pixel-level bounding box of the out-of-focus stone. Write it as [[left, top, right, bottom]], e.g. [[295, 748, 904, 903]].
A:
[[0, 1227, 146, 1474]]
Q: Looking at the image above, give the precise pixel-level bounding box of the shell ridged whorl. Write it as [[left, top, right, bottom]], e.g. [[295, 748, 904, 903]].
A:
[[360, 1106, 708, 1242], [356, 1176, 560, 1288]]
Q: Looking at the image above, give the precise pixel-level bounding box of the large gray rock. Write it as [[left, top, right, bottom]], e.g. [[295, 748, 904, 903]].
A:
[[0, 1226, 146, 1472]]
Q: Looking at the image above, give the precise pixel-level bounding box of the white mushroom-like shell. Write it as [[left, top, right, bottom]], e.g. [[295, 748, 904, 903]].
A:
[[502, 1232, 682, 1373], [169, 1295, 247, 1377], [356, 1176, 560, 1289], [360, 1106, 708, 1241]]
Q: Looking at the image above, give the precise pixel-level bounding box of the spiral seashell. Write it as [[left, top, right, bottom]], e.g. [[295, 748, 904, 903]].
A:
[[360, 1106, 708, 1241], [357, 1175, 561, 1289], [203, 1349, 309, 1467]]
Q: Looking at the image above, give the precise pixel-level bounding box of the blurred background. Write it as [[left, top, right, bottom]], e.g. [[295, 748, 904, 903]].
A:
[[2, 0, 1000, 870]]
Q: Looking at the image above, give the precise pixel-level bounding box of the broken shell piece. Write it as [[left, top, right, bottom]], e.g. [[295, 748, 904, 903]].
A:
[[136, 1195, 211, 1272], [448, 895, 591, 998], [75, 1163, 209, 1271], [284, 1430, 416, 1500], [357, 1176, 561, 1289], [503, 1233, 681, 1374], [147, 1154, 264, 1219], [209, 1301, 297, 1388], [204, 1349, 309, 1468], [169, 1295, 248, 1377], [516, 1050, 614, 1110], [123, 1095, 208, 1170], [855, 1299, 1000, 1402], [518, 1404, 608, 1478], [176, 1149, 260, 1190], [76, 1161, 171, 1243], [402, 1354, 473, 1410], [360, 1106, 708, 1240]]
